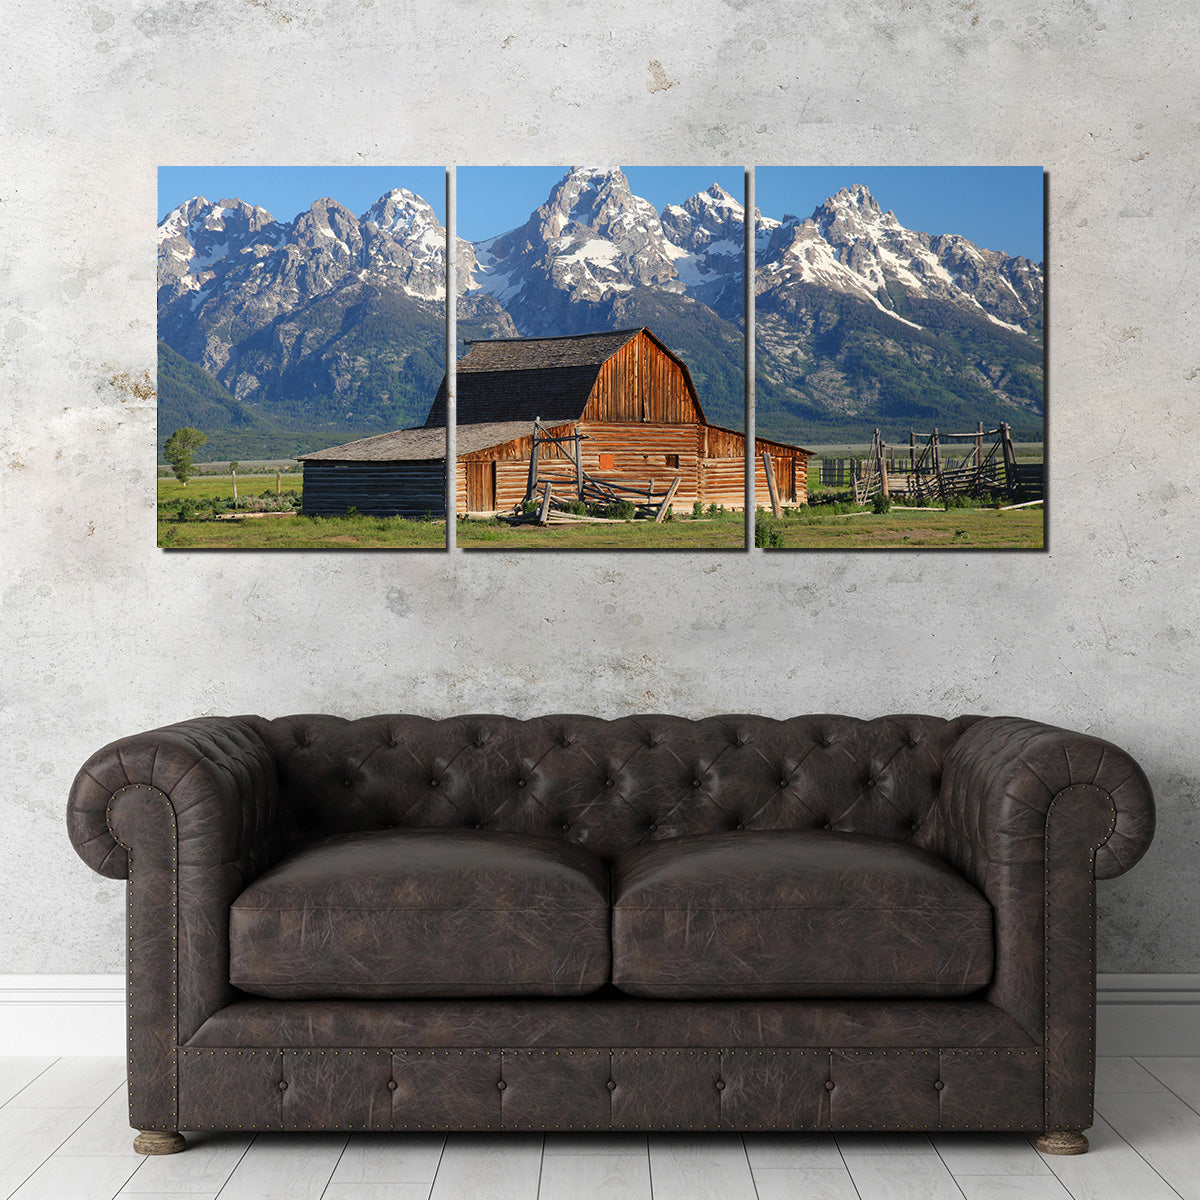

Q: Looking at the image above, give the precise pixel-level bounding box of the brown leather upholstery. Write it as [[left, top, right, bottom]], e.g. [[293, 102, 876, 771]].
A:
[[612, 831, 992, 999], [230, 829, 611, 999], [65, 712, 1155, 1140]]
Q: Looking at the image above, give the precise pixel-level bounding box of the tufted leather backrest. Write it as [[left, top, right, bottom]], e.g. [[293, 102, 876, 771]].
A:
[[245, 713, 982, 861]]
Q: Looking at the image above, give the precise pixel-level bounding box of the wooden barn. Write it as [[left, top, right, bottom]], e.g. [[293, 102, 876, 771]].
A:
[[298, 327, 810, 517], [437, 327, 809, 515]]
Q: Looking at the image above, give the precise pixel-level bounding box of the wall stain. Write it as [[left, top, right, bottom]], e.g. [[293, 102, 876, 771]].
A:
[[646, 59, 677, 93]]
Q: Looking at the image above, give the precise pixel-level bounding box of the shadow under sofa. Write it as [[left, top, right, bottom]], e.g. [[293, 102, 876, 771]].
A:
[[65, 712, 1155, 1155]]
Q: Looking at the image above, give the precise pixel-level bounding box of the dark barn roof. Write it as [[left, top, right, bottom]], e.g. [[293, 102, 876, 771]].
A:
[[298, 422, 539, 463], [425, 328, 660, 427]]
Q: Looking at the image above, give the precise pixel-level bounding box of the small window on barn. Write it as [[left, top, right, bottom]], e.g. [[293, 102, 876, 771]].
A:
[[665, 454, 680, 468], [598, 453, 616, 470]]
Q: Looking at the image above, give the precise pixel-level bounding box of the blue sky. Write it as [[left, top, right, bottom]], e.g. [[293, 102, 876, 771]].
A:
[[755, 167, 1044, 262], [456, 167, 745, 242], [157, 166, 447, 225]]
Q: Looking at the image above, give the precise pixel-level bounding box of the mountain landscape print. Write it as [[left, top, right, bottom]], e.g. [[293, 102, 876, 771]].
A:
[[156, 165, 450, 549], [453, 165, 770, 550], [752, 166, 1045, 551]]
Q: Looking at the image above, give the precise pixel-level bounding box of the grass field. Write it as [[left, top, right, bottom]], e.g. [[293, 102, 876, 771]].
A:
[[756, 505, 1044, 550], [458, 512, 746, 550], [158, 475, 299, 504], [158, 514, 447, 549]]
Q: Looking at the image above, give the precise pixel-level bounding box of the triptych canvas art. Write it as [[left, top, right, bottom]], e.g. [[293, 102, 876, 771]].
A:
[[156, 165, 1045, 551]]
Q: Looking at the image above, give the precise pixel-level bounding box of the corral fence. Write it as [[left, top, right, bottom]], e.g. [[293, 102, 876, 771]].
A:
[[816, 423, 1042, 503]]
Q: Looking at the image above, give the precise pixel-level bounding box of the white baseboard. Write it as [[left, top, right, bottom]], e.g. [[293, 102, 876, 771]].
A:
[[1096, 974, 1200, 1056], [0, 976, 125, 1056], [1, 974, 1197, 1058]]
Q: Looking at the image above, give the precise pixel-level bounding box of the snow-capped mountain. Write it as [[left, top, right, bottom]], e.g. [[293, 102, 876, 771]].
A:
[[753, 183, 1044, 441], [465, 166, 746, 329], [157, 188, 458, 438], [757, 184, 1042, 336]]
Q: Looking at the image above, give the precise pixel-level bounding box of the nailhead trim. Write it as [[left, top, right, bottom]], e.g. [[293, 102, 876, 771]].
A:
[[108, 784, 178, 1135]]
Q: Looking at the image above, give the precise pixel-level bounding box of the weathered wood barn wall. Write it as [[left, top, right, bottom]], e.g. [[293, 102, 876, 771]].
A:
[[443, 328, 810, 514], [298, 427, 447, 517], [298, 328, 811, 517]]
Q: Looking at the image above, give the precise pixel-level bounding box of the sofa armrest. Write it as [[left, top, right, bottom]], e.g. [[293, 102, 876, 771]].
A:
[[67, 716, 284, 882], [66, 717, 286, 1133], [936, 716, 1154, 885], [935, 716, 1155, 1131]]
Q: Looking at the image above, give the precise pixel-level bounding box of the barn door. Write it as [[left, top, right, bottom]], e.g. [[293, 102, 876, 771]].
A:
[[466, 461, 496, 512]]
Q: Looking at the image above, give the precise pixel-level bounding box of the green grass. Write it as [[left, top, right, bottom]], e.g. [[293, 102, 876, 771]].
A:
[[159, 514, 446, 549], [756, 505, 1044, 550], [457, 512, 745, 550], [158, 475, 297, 504]]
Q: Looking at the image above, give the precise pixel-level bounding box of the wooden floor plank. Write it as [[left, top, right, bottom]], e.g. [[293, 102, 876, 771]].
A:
[[843, 1155, 966, 1200], [7, 1153, 141, 1200], [1096, 1057, 1168, 1094], [1097, 1089, 1200, 1200], [537, 1153, 650, 1200], [56, 1087, 140, 1159], [427, 1136, 543, 1200], [0, 1060, 56, 1108], [647, 1136, 756, 1200], [330, 1135, 445, 1184], [542, 1134, 647, 1157], [118, 1131, 252, 1195], [1034, 1114, 1181, 1200], [743, 1133, 842, 1168], [835, 1133, 938, 1158], [1138, 1058, 1200, 1112], [753, 1165, 859, 1200], [5, 1059, 125, 1111], [954, 1176, 1071, 1199], [211, 1133, 347, 1200], [323, 1185, 432, 1200], [0, 1106, 94, 1199], [932, 1133, 1051, 1176]]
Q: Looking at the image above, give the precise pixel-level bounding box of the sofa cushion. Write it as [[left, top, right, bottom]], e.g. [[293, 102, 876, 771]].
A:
[[611, 830, 993, 999], [229, 829, 611, 999]]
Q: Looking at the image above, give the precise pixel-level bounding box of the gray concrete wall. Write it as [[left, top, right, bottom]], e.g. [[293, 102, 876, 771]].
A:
[[3, 0, 1196, 975]]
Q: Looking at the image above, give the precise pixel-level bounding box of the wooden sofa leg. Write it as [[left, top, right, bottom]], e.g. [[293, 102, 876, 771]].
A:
[[133, 1130, 187, 1155], [1036, 1129, 1089, 1155]]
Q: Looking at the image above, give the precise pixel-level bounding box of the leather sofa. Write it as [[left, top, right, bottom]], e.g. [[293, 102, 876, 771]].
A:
[[66, 713, 1155, 1156]]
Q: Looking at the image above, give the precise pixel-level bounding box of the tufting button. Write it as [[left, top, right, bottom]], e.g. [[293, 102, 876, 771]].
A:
[[825, 1080, 835, 1091], [866, 778, 876, 788], [934, 1080, 944, 1091], [606, 1080, 616, 1091], [911, 822, 920, 832], [822, 737, 833, 747], [387, 1080, 398, 1091], [715, 1080, 725, 1090], [648, 823, 658, 833], [735, 823, 745, 831], [823, 823, 833, 831], [780, 777, 790, 788], [561, 822, 571, 832], [343, 779, 354, 788], [561, 736, 572, 747], [605, 779, 615, 788], [278, 1081, 288, 1091], [430, 779, 440, 788], [474, 823, 483, 830], [476, 736, 487, 748], [517, 778, 527, 788], [692, 778, 702, 788], [908, 737, 920, 748], [496, 1080, 507, 1091], [647, 737, 659, 748], [736, 735, 748, 747]]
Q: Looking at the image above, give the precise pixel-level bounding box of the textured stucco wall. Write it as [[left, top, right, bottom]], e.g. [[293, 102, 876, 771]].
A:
[[2, 0, 1197, 975]]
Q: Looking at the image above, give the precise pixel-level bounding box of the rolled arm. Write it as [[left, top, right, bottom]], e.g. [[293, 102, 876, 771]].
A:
[[935, 716, 1155, 1132], [935, 716, 1155, 885], [68, 716, 286, 882]]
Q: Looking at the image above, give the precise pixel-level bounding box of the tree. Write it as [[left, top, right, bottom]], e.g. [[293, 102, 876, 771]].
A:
[[229, 460, 239, 503], [164, 427, 207, 486]]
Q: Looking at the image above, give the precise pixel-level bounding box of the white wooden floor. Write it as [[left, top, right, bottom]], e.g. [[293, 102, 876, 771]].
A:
[[1, 1057, 1198, 1199]]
